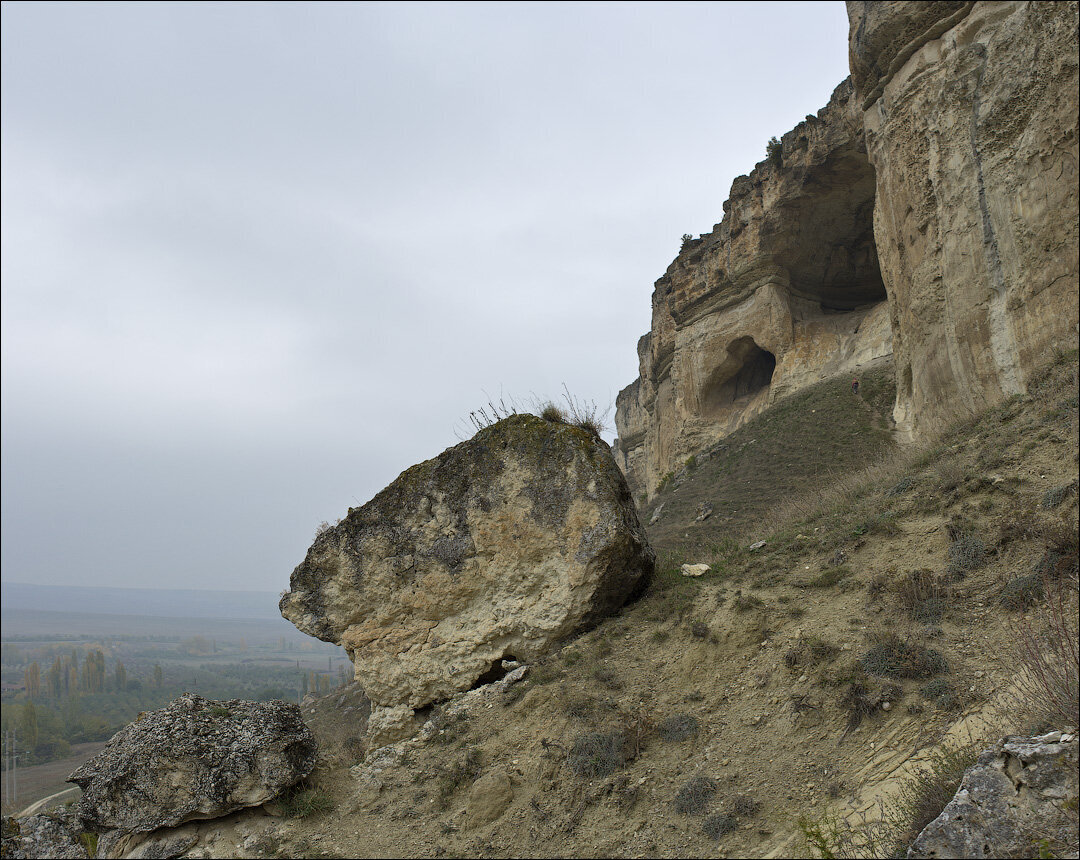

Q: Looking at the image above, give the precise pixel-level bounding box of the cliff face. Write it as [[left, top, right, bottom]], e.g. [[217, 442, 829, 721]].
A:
[[616, 1, 1079, 497], [851, 0, 1079, 438], [615, 80, 893, 497]]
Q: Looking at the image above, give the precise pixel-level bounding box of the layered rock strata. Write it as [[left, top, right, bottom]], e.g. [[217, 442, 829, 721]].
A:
[[615, 79, 892, 498], [280, 415, 653, 712], [850, 0, 1080, 437], [616, 1, 1079, 497]]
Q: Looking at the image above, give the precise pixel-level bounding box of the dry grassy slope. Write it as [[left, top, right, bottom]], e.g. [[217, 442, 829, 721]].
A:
[[644, 365, 897, 557], [218, 353, 1077, 860]]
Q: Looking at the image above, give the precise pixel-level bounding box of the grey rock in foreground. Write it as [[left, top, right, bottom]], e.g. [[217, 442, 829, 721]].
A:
[[69, 694, 317, 834], [1, 808, 88, 859], [281, 414, 654, 710], [908, 730, 1079, 859]]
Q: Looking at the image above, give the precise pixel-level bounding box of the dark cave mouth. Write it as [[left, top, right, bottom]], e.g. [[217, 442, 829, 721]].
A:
[[702, 338, 776, 417]]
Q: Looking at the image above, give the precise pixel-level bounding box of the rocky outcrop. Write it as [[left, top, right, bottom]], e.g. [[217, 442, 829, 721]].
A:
[[908, 730, 1078, 858], [615, 79, 893, 498], [850, 0, 1079, 439], [615, 1, 1078, 496], [280, 414, 653, 715], [69, 694, 317, 834], [1, 808, 89, 859]]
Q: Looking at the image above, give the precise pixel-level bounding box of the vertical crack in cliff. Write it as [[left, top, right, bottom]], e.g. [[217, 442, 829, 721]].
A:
[[970, 43, 1024, 396]]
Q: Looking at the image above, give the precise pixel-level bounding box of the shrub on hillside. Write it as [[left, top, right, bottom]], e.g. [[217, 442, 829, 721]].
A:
[[658, 713, 699, 742], [567, 731, 625, 777], [674, 775, 718, 814], [858, 633, 947, 679]]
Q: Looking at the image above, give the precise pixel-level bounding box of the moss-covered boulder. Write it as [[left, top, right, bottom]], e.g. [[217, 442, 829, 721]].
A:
[[280, 414, 654, 710]]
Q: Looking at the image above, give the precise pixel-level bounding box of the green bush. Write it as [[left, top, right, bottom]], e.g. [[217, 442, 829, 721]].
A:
[[947, 534, 987, 576], [279, 783, 334, 818]]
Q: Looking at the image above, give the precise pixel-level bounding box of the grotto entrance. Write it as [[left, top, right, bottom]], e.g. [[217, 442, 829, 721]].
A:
[[701, 337, 776, 418], [776, 144, 886, 312]]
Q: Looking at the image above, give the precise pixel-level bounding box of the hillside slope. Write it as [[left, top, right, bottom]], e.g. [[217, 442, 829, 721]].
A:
[[174, 351, 1077, 860]]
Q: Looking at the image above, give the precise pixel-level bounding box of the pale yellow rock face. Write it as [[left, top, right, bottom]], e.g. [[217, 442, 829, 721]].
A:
[[616, 2, 1078, 496], [851, 0, 1080, 437], [614, 80, 893, 499], [280, 415, 653, 709]]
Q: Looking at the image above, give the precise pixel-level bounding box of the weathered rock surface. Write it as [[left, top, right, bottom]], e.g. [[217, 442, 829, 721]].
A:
[[69, 694, 317, 834], [852, 0, 1079, 439], [1, 809, 88, 859], [908, 730, 1079, 859], [614, 79, 893, 498], [280, 414, 654, 711], [615, 1, 1078, 497]]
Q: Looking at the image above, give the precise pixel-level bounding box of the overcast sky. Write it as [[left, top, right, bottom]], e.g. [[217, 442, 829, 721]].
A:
[[2, 1, 850, 594]]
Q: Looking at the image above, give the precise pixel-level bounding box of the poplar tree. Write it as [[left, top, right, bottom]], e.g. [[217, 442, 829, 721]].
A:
[[23, 662, 41, 700]]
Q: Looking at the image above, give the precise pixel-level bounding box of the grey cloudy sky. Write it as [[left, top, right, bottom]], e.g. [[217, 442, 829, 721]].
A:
[[2, 1, 850, 593]]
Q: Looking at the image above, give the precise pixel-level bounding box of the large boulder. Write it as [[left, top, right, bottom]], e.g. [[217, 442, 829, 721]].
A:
[[908, 730, 1079, 859], [69, 694, 317, 833], [280, 414, 654, 710]]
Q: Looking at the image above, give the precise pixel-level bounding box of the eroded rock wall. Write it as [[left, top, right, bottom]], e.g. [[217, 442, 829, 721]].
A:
[[614, 80, 893, 498], [615, 2, 1079, 497], [850, 0, 1080, 438]]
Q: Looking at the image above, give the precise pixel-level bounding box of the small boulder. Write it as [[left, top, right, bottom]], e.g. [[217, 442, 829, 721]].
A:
[[69, 694, 317, 834], [465, 769, 514, 829], [2, 809, 88, 859], [280, 414, 654, 709], [907, 731, 1079, 858], [681, 563, 710, 577]]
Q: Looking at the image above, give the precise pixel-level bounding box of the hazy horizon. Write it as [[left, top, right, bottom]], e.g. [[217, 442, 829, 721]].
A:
[[2, 2, 852, 592]]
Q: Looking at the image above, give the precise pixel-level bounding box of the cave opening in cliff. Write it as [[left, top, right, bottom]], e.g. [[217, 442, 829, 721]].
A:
[[781, 148, 887, 312], [702, 337, 776, 418]]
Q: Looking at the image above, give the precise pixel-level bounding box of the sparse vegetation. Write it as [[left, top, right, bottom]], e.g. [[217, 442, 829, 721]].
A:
[[858, 633, 948, 679], [766, 136, 783, 165], [436, 747, 483, 807], [567, 731, 625, 777], [657, 713, 699, 741], [703, 812, 738, 840], [1013, 568, 1080, 729], [674, 775, 718, 814], [897, 569, 950, 622], [279, 781, 335, 818], [886, 744, 980, 851]]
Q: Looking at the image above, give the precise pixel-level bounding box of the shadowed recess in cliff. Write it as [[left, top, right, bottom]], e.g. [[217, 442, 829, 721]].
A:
[[701, 337, 776, 419], [775, 144, 885, 311]]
